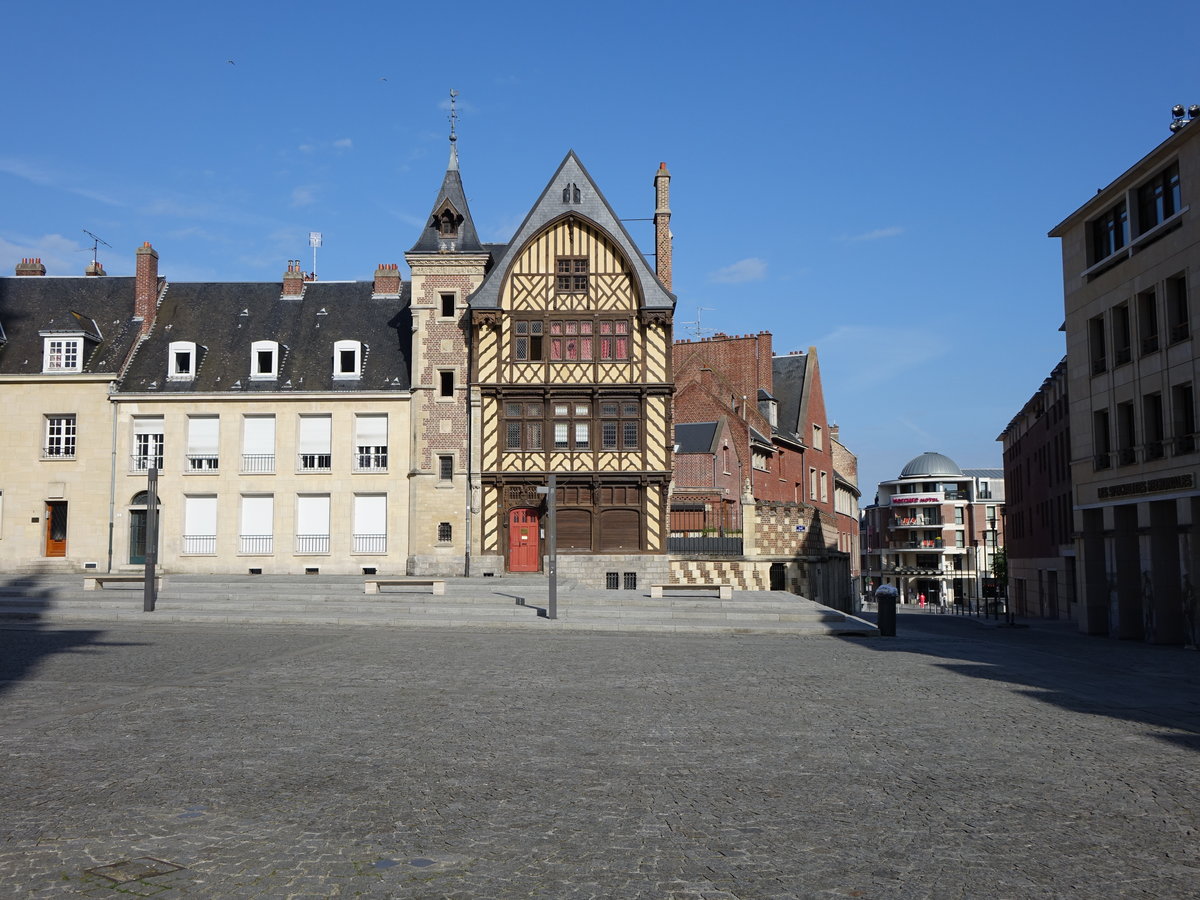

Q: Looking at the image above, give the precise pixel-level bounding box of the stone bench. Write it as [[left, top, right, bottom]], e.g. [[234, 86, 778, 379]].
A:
[[650, 583, 732, 600], [364, 579, 446, 595], [83, 575, 163, 591]]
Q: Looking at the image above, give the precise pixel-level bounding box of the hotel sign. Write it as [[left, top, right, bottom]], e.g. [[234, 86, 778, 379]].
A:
[[1097, 472, 1194, 501], [891, 495, 941, 505]]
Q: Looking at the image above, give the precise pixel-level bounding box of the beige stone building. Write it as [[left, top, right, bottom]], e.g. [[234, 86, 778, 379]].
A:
[[1049, 111, 1200, 644]]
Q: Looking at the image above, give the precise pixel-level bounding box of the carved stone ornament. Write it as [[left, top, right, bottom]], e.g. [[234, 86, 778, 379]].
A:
[[639, 309, 672, 327], [474, 310, 501, 329]]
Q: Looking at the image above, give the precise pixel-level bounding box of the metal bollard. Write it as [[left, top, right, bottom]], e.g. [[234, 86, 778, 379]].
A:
[[874, 585, 898, 637]]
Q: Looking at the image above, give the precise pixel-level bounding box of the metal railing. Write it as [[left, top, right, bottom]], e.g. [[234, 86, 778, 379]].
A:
[[353, 448, 388, 472], [186, 454, 219, 472], [353, 533, 387, 553], [295, 534, 330, 554], [241, 454, 276, 474], [297, 453, 332, 473], [41, 446, 76, 460], [239, 534, 274, 554], [182, 534, 216, 555], [131, 454, 164, 472]]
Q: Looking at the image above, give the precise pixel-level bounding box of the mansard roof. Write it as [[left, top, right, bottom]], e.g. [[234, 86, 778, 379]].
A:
[[0, 276, 141, 375], [407, 144, 485, 255], [469, 150, 676, 311], [119, 280, 412, 394]]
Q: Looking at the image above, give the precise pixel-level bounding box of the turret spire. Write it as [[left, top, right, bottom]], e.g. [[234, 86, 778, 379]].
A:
[[447, 88, 459, 171]]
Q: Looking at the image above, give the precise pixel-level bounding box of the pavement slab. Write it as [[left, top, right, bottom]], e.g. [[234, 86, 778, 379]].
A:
[[0, 611, 1197, 897]]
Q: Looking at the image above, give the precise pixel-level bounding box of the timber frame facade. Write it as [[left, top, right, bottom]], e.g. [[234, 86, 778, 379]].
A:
[[467, 153, 676, 584]]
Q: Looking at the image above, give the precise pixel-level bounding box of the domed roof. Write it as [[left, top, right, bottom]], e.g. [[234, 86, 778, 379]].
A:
[[900, 451, 963, 478]]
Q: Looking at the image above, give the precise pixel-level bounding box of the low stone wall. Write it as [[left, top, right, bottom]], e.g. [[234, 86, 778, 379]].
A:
[[556, 554, 670, 589]]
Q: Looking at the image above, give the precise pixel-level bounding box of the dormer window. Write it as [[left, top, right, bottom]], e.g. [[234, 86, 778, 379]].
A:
[[168, 341, 197, 379], [42, 337, 83, 373], [251, 340, 279, 380], [562, 183, 581, 204], [333, 339, 361, 380], [439, 210, 458, 235]]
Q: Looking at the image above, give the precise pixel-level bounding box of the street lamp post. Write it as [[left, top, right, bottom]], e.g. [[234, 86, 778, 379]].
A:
[[536, 475, 557, 620]]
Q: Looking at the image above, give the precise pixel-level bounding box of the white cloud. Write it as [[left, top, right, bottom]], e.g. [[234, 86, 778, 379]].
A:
[[291, 185, 317, 207], [0, 233, 92, 276], [0, 157, 123, 206], [333, 138, 353, 150], [840, 226, 904, 242], [709, 257, 767, 284]]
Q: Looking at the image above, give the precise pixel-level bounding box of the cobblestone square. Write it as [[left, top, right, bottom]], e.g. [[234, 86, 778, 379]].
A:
[[1, 613, 1197, 898]]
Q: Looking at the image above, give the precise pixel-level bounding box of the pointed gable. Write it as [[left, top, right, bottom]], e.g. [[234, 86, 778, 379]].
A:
[[469, 151, 675, 311], [408, 144, 485, 254]]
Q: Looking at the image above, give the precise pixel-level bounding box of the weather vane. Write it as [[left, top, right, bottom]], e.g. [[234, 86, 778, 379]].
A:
[[448, 89, 459, 143]]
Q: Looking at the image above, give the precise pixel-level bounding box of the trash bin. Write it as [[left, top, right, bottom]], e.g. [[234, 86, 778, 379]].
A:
[[875, 584, 898, 637]]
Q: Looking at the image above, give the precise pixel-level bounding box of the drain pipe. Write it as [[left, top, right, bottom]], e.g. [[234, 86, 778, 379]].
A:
[[106, 391, 118, 573]]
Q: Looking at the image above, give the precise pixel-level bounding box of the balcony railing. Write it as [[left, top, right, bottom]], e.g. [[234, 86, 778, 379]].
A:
[[353, 448, 389, 472], [131, 454, 164, 472], [241, 454, 275, 474], [668, 536, 744, 555], [891, 517, 942, 528], [186, 454, 219, 472], [41, 445, 76, 460], [239, 534, 274, 554], [298, 453, 332, 473], [182, 534, 216, 555], [353, 533, 387, 553], [295, 534, 330, 554]]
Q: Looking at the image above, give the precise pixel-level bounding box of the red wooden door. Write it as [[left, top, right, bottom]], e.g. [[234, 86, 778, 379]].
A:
[[508, 508, 540, 572], [45, 501, 68, 558]]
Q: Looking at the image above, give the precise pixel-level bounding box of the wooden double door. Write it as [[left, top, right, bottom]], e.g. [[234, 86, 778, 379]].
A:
[[508, 507, 541, 572]]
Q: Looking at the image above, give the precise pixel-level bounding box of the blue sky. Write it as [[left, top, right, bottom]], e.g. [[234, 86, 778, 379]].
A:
[[3, 0, 1198, 498]]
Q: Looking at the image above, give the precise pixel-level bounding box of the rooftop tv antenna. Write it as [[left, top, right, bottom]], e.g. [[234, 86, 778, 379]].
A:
[[308, 232, 322, 281], [681, 306, 716, 339], [82, 229, 111, 267]]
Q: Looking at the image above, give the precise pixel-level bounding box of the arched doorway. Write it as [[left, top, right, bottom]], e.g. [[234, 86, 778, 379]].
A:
[[128, 491, 161, 565], [769, 563, 786, 592], [507, 507, 540, 572]]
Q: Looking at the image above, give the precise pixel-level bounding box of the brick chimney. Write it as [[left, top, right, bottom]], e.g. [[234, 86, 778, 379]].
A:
[[85, 260, 106, 276], [654, 162, 672, 291], [15, 257, 46, 276], [373, 262, 401, 296], [282, 260, 305, 297], [134, 242, 159, 327]]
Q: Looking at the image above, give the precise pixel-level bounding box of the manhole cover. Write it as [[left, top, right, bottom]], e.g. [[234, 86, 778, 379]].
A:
[[86, 857, 184, 884]]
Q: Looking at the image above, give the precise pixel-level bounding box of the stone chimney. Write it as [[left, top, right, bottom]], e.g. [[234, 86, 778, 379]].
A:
[[282, 260, 305, 297], [373, 263, 401, 296], [654, 161, 672, 291], [85, 260, 106, 276], [15, 257, 46, 276], [134, 242, 159, 328]]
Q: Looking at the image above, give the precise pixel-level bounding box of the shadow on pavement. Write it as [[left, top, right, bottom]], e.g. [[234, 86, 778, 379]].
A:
[[851, 608, 1200, 752]]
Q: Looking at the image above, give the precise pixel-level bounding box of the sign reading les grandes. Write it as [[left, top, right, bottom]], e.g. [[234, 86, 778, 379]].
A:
[[890, 495, 941, 505]]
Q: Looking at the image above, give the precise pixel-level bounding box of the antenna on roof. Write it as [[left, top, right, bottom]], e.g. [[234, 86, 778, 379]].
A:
[[680, 306, 716, 340], [82, 229, 111, 267], [308, 232, 322, 281]]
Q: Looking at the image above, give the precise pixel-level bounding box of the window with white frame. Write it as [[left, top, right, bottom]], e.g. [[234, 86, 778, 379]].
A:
[[44, 415, 77, 459], [333, 340, 361, 380], [250, 340, 279, 379], [354, 414, 388, 471], [239, 494, 274, 554], [820, 470, 828, 503], [242, 415, 276, 473], [298, 415, 332, 471], [809, 467, 818, 500], [352, 494, 387, 553], [183, 495, 217, 554], [43, 337, 83, 373], [296, 494, 330, 554], [131, 416, 165, 471], [168, 341, 198, 379], [186, 416, 219, 471]]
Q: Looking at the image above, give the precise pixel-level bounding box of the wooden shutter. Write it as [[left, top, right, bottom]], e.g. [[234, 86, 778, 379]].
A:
[[599, 509, 640, 551]]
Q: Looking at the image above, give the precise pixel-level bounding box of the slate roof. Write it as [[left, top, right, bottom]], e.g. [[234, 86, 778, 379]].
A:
[[470, 151, 676, 311], [408, 145, 485, 255], [0, 276, 142, 375], [119, 281, 412, 394], [674, 421, 718, 454], [963, 467, 1004, 479], [770, 352, 808, 443]]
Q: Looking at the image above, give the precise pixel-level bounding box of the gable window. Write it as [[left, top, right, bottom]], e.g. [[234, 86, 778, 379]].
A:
[[561, 183, 581, 204], [168, 341, 197, 379], [1136, 162, 1181, 234], [513, 320, 544, 361], [333, 339, 361, 380], [440, 293, 456, 318], [504, 402, 544, 452], [131, 416, 165, 471], [556, 256, 588, 293], [1090, 201, 1128, 263], [600, 401, 640, 451], [298, 415, 332, 472], [44, 415, 77, 459], [251, 340, 279, 379], [354, 414, 388, 471], [43, 338, 82, 373], [438, 208, 459, 236]]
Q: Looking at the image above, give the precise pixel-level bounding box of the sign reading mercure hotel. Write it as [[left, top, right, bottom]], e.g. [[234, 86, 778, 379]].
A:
[[890, 495, 942, 505]]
